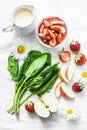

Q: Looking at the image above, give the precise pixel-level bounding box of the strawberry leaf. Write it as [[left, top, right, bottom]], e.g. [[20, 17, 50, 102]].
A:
[[78, 81, 84, 89], [74, 53, 82, 63], [59, 48, 64, 55]]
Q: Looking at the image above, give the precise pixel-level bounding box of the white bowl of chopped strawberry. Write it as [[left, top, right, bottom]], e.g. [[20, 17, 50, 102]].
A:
[[36, 16, 68, 48]]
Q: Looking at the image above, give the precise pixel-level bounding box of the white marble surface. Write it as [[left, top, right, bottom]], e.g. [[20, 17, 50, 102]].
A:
[[0, 0, 87, 130]]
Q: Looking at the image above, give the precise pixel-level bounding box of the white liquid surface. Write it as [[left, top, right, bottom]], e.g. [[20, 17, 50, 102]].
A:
[[14, 8, 33, 27]]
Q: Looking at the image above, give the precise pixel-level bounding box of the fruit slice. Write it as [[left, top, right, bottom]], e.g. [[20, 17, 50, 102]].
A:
[[66, 64, 76, 80], [34, 93, 58, 118], [42, 28, 48, 36], [54, 82, 66, 97], [59, 66, 69, 83], [60, 84, 75, 99], [59, 48, 71, 63], [42, 93, 58, 113], [39, 23, 44, 33], [49, 38, 57, 47], [48, 29, 55, 39], [43, 19, 50, 28], [48, 17, 64, 26], [56, 34, 62, 44], [34, 100, 50, 118]]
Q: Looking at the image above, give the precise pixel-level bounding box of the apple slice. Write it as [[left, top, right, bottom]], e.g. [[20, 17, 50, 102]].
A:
[[54, 82, 66, 97], [66, 64, 76, 80], [34, 100, 50, 118], [59, 66, 69, 83], [60, 84, 75, 99], [34, 93, 58, 118], [42, 93, 58, 113]]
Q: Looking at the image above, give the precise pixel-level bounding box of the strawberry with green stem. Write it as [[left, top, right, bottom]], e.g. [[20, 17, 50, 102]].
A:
[[72, 81, 84, 92], [59, 48, 71, 62], [70, 40, 81, 52], [25, 101, 34, 112], [74, 53, 86, 65]]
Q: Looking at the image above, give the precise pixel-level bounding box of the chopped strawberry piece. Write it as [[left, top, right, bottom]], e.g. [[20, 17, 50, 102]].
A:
[[56, 34, 62, 44], [48, 30, 55, 39], [42, 35, 51, 41], [49, 38, 57, 47], [39, 23, 44, 33], [48, 17, 64, 25], [43, 19, 50, 28], [42, 28, 48, 36], [50, 25, 60, 32], [59, 48, 71, 62]]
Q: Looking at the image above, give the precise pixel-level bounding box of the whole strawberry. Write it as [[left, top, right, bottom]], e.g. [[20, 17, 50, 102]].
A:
[[70, 40, 81, 52], [72, 81, 84, 92], [25, 101, 34, 112], [75, 53, 86, 65]]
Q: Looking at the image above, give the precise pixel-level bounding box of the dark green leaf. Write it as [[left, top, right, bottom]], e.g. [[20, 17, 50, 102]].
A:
[[37, 70, 58, 96], [8, 55, 19, 82], [18, 50, 41, 81], [25, 54, 48, 79]]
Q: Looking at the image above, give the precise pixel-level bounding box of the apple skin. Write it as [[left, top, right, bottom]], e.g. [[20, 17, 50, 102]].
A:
[[54, 82, 65, 97], [60, 85, 75, 99], [59, 67, 69, 83], [59, 64, 76, 83], [65, 64, 76, 80]]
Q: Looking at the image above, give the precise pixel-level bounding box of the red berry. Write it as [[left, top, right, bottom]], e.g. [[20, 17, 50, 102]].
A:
[[49, 38, 57, 47], [25, 101, 34, 112], [59, 48, 71, 62], [75, 53, 86, 65], [70, 41, 81, 52], [72, 81, 84, 92]]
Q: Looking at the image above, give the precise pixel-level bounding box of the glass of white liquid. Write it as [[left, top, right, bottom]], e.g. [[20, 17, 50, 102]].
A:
[[3, 5, 36, 35]]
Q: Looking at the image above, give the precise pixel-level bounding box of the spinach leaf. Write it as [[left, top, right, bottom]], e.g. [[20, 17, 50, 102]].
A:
[[8, 55, 19, 82], [40, 62, 59, 78], [44, 53, 52, 66], [25, 54, 48, 79], [37, 69, 58, 96], [18, 50, 41, 81]]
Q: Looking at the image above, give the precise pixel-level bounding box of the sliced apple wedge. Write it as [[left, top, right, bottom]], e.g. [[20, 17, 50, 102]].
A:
[[54, 82, 65, 98], [34, 100, 50, 118], [66, 64, 76, 80], [34, 93, 58, 118], [59, 66, 69, 83], [42, 93, 58, 113], [60, 84, 75, 99]]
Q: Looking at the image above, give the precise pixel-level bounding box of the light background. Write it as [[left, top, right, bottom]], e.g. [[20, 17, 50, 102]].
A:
[[0, 0, 87, 130]]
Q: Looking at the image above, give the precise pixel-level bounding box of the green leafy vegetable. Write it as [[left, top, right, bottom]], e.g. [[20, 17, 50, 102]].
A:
[[7, 50, 59, 114], [37, 69, 58, 96], [25, 53, 48, 78], [18, 50, 41, 81], [8, 55, 19, 81]]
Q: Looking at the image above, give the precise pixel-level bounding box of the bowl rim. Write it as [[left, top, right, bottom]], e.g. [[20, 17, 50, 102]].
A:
[[36, 16, 68, 49]]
